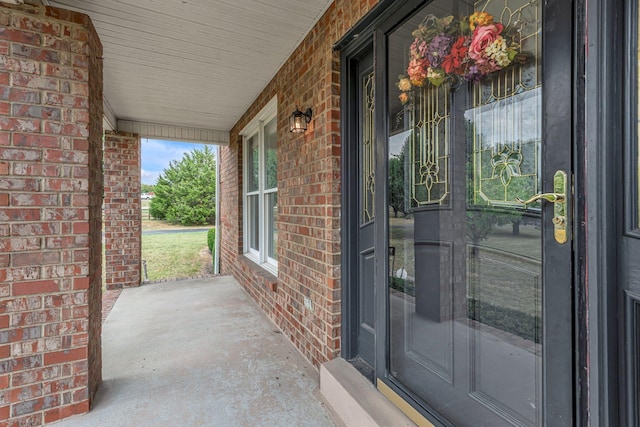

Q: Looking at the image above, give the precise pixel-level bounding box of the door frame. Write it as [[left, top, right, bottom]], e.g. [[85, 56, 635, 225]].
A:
[[583, 0, 624, 424], [334, 0, 614, 424]]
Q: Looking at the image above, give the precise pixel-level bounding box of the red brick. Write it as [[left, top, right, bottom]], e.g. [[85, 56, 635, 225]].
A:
[[44, 149, 87, 164], [12, 252, 60, 267], [44, 236, 87, 250], [43, 348, 86, 365], [2, 384, 43, 403], [0, 148, 41, 161], [12, 74, 59, 91], [0, 315, 7, 329], [72, 222, 89, 234], [0, 194, 7, 206], [12, 44, 60, 63], [1, 87, 41, 104], [13, 280, 60, 296], [0, 375, 8, 389], [0, 117, 40, 133], [70, 82, 89, 97], [0, 162, 8, 175], [42, 64, 87, 82], [0, 209, 40, 222], [0, 296, 42, 314], [44, 400, 89, 424], [10, 193, 58, 207], [0, 101, 8, 115], [11, 309, 60, 327], [11, 394, 59, 417], [0, 177, 39, 191], [43, 208, 86, 221], [0, 28, 41, 46], [73, 166, 88, 178], [0, 237, 40, 252], [12, 103, 61, 120], [0, 55, 39, 74], [43, 321, 87, 337], [44, 92, 88, 108], [70, 194, 87, 206], [0, 405, 9, 421], [41, 35, 70, 53], [0, 72, 8, 85], [43, 178, 87, 192], [12, 223, 59, 236], [73, 278, 89, 290], [12, 163, 59, 177], [0, 355, 42, 374], [13, 133, 59, 148], [72, 138, 88, 151], [43, 121, 88, 137], [13, 16, 61, 37]]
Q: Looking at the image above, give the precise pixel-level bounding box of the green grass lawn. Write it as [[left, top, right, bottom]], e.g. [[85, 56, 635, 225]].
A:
[[142, 231, 212, 281]]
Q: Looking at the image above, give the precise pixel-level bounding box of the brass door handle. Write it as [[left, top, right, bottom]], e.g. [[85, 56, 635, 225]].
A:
[[515, 170, 569, 244], [515, 193, 565, 207]]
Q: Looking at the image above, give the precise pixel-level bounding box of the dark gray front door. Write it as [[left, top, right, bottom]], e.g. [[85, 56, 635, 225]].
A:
[[356, 51, 376, 369], [379, 0, 574, 425]]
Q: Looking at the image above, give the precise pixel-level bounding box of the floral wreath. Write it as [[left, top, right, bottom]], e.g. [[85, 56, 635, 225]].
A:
[[397, 11, 527, 104]]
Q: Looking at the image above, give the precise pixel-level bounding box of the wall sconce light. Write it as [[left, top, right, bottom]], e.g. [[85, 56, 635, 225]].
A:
[[289, 108, 312, 133]]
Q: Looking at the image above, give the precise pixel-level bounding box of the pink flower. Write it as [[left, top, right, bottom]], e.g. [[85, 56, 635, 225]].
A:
[[468, 23, 504, 63], [407, 57, 430, 87]]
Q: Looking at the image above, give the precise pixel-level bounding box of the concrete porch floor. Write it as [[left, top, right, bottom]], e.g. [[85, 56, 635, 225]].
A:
[[54, 277, 336, 427]]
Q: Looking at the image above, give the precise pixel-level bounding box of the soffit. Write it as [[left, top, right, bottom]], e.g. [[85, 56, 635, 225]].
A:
[[47, 0, 333, 138]]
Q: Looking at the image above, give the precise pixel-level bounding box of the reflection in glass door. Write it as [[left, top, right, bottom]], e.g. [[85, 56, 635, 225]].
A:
[[386, 0, 544, 425]]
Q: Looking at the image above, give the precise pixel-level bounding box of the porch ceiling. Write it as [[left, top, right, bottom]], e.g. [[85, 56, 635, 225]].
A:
[[46, 0, 333, 142]]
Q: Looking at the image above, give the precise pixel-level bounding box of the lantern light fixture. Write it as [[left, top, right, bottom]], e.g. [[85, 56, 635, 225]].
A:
[[289, 108, 312, 133]]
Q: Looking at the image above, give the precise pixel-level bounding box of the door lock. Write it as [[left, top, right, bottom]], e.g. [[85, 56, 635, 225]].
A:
[[516, 170, 569, 244]]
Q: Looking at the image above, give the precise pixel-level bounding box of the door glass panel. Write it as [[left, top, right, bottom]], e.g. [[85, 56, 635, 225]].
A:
[[387, 0, 542, 425], [362, 71, 375, 224]]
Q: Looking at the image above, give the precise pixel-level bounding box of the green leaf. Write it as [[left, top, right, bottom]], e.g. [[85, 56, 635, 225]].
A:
[[149, 145, 217, 225]]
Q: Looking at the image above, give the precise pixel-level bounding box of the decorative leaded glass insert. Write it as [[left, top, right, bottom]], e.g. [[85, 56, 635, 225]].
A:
[[410, 83, 451, 207], [362, 71, 375, 223], [469, 0, 541, 207]]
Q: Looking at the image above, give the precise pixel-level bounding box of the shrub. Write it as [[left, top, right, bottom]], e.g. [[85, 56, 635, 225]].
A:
[[207, 228, 216, 253], [152, 145, 216, 225]]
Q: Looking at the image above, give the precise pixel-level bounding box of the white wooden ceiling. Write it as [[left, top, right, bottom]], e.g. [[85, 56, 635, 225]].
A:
[[46, 0, 333, 142]]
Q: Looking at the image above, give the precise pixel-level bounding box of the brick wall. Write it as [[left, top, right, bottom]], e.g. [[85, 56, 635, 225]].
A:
[[219, 0, 379, 368], [103, 131, 141, 290], [0, 3, 103, 425]]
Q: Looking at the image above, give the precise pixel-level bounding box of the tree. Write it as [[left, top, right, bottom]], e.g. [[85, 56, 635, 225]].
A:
[[389, 141, 407, 218], [141, 183, 155, 194], [150, 145, 216, 225]]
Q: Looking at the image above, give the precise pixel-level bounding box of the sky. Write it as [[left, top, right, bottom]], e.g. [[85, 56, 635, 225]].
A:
[[140, 139, 214, 185]]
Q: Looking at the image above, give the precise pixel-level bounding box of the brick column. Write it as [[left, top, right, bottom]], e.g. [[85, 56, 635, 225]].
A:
[[0, 3, 103, 425], [103, 131, 141, 290]]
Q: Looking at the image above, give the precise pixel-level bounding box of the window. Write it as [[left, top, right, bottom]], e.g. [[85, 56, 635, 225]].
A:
[[241, 97, 278, 272]]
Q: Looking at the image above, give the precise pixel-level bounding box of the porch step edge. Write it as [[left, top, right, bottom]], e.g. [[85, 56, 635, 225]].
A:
[[320, 358, 416, 427]]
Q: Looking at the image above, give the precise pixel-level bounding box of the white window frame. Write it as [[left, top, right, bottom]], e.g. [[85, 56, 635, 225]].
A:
[[240, 96, 278, 274]]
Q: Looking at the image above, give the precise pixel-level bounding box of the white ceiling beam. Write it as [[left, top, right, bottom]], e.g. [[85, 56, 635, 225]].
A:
[[103, 97, 117, 131], [117, 120, 229, 145]]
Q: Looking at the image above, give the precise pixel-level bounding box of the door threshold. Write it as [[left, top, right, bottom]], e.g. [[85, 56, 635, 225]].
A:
[[320, 358, 417, 427]]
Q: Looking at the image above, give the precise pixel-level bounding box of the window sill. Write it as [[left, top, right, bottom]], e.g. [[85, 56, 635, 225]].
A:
[[239, 255, 278, 292]]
